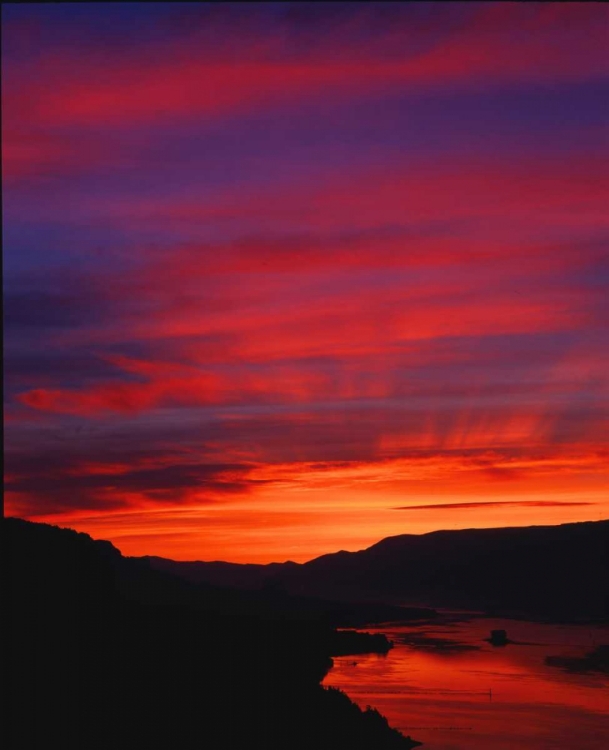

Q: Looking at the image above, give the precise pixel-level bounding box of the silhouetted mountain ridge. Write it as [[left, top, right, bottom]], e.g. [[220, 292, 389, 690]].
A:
[[147, 520, 609, 622]]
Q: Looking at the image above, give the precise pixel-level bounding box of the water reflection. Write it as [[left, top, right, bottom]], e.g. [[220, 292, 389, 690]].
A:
[[323, 617, 609, 749]]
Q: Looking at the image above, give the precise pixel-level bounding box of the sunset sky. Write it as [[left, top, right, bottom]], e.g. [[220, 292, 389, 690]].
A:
[[3, 2, 608, 563]]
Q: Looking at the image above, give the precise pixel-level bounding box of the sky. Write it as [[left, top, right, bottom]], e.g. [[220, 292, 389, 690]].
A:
[[3, 2, 609, 563]]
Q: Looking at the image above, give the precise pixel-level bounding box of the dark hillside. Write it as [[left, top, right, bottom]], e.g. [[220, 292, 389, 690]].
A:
[[5, 517, 420, 750], [288, 521, 609, 620], [148, 521, 609, 621]]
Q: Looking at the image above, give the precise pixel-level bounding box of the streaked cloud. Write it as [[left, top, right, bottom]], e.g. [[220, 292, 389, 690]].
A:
[[393, 500, 595, 511], [3, 2, 608, 561]]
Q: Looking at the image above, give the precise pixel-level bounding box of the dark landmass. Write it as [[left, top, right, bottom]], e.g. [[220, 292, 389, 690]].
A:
[[143, 555, 436, 626], [147, 520, 609, 622], [8, 517, 606, 749], [398, 634, 480, 652], [5, 517, 421, 750], [546, 644, 609, 675], [331, 629, 394, 656]]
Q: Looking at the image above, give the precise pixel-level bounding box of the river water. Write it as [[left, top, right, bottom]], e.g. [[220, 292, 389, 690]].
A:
[[322, 616, 609, 749]]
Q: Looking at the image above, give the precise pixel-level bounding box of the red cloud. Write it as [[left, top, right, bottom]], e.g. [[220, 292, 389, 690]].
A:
[[94, 154, 608, 239], [17, 359, 335, 416], [4, 4, 606, 138]]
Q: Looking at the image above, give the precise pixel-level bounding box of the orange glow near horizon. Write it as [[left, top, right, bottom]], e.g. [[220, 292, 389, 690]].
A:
[[7, 449, 608, 562]]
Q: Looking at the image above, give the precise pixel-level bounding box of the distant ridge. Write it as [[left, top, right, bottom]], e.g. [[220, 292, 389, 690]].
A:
[[146, 520, 609, 622]]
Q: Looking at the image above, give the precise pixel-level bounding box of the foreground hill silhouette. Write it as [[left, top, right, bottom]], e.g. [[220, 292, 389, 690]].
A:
[[147, 521, 609, 622], [6, 517, 421, 750]]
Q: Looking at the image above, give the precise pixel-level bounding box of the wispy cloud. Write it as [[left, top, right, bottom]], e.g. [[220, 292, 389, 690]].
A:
[[393, 500, 595, 511]]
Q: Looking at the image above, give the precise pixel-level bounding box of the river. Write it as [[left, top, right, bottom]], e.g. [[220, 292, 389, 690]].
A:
[[323, 615, 609, 749]]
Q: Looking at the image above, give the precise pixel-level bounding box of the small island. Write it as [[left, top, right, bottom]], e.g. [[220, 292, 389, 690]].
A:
[[486, 629, 510, 646]]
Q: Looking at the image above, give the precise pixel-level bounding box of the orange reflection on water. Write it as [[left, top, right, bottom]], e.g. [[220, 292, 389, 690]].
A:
[[323, 618, 609, 750]]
